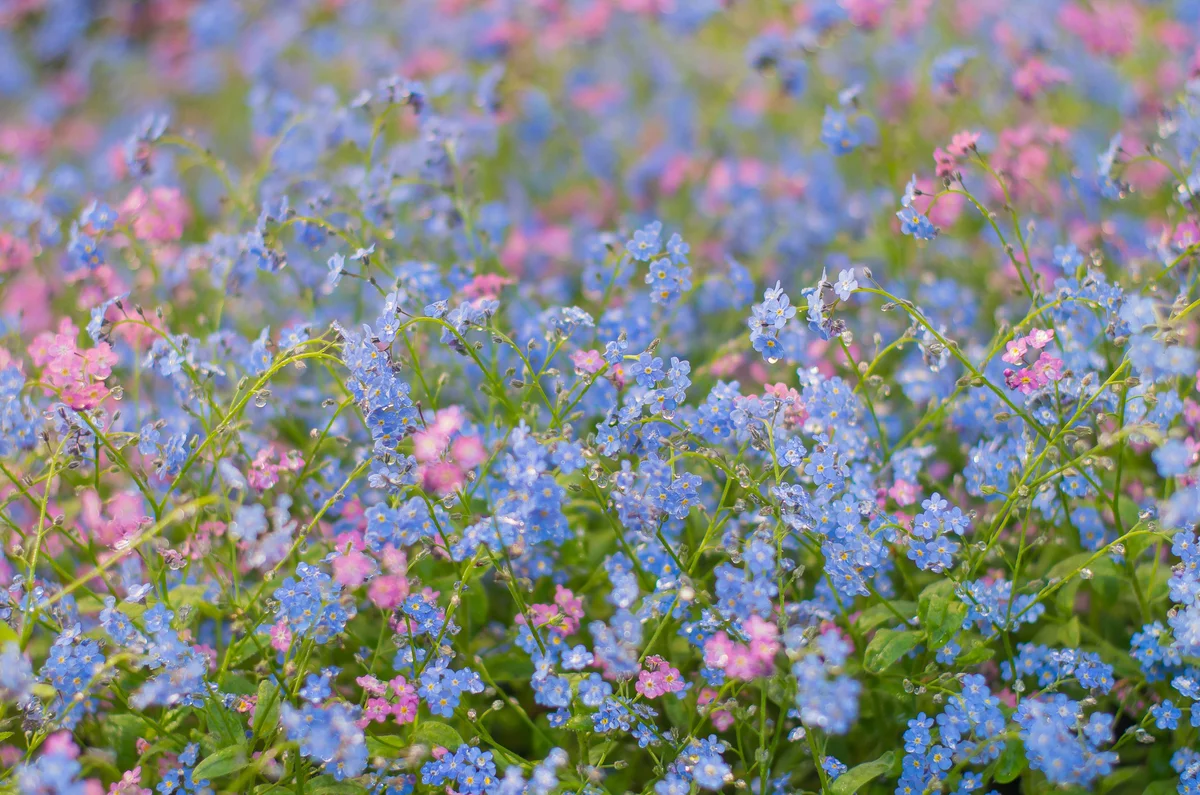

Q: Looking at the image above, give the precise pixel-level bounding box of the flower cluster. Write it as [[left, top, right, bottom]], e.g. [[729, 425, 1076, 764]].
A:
[[2, 2, 1200, 795]]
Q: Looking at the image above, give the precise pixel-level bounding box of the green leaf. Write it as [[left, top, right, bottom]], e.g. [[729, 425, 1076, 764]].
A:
[[918, 580, 967, 648], [204, 699, 247, 748], [1097, 767, 1143, 794], [993, 739, 1026, 784], [1136, 563, 1170, 604], [191, 745, 248, 782], [483, 654, 534, 683], [854, 601, 916, 634], [863, 629, 922, 674], [830, 751, 896, 794], [414, 720, 464, 750], [0, 620, 17, 646], [367, 734, 411, 757], [306, 777, 369, 794], [562, 714, 593, 732], [1124, 530, 1167, 563], [1141, 782, 1179, 795], [80, 753, 122, 780], [956, 634, 995, 666], [1058, 616, 1081, 649], [220, 673, 257, 695], [102, 714, 147, 770], [1046, 552, 1120, 614], [252, 680, 281, 740], [168, 584, 218, 611]]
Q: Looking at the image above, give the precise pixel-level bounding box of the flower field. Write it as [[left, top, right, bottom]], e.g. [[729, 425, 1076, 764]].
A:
[[1, 1, 1200, 794]]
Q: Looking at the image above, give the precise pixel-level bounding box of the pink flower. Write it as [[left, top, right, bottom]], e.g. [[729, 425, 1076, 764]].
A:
[[635, 656, 687, 697], [392, 694, 419, 724], [463, 273, 513, 300], [1002, 337, 1028, 365], [248, 448, 283, 490], [1173, 221, 1200, 251], [763, 382, 808, 427], [412, 429, 448, 463], [43, 731, 79, 758], [1026, 328, 1055, 349], [29, 319, 78, 366], [269, 621, 292, 653], [554, 585, 584, 625], [1004, 366, 1046, 395], [380, 545, 408, 574], [356, 675, 388, 696], [120, 186, 190, 243], [4, 272, 51, 334], [83, 344, 118, 380], [332, 548, 375, 588], [61, 381, 109, 410], [368, 574, 409, 609], [108, 766, 150, 795], [947, 131, 980, 156], [390, 676, 416, 698], [430, 406, 465, 437], [724, 644, 761, 680], [363, 697, 392, 724], [421, 461, 465, 496], [934, 147, 957, 178], [843, 0, 888, 29], [745, 616, 780, 664], [703, 631, 734, 669], [0, 232, 32, 273], [450, 435, 487, 469], [888, 479, 918, 507], [1059, 1, 1139, 58], [1183, 398, 1200, 428], [571, 349, 604, 374], [1031, 354, 1064, 383], [636, 669, 667, 698], [1012, 58, 1070, 101]]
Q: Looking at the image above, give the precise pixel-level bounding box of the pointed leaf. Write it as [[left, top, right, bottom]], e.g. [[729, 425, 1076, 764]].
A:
[[191, 745, 248, 782], [830, 751, 896, 794], [993, 739, 1025, 784], [864, 629, 921, 673], [414, 720, 464, 750], [918, 580, 967, 648], [252, 680, 281, 740]]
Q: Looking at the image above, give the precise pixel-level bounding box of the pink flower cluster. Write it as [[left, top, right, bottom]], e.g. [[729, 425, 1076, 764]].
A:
[[1059, 1, 1140, 58], [108, 765, 150, 795], [462, 273, 513, 300], [364, 546, 411, 609], [702, 615, 780, 680], [248, 445, 305, 490], [80, 490, 147, 548], [933, 130, 981, 178], [29, 318, 117, 409], [887, 479, 919, 507], [1002, 328, 1064, 395], [698, 687, 734, 731], [762, 382, 809, 427], [413, 406, 488, 496], [636, 655, 687, 699], [119, 186, 190, 243], [519, 585, 585, 637], [356, 674, 419, 727]]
